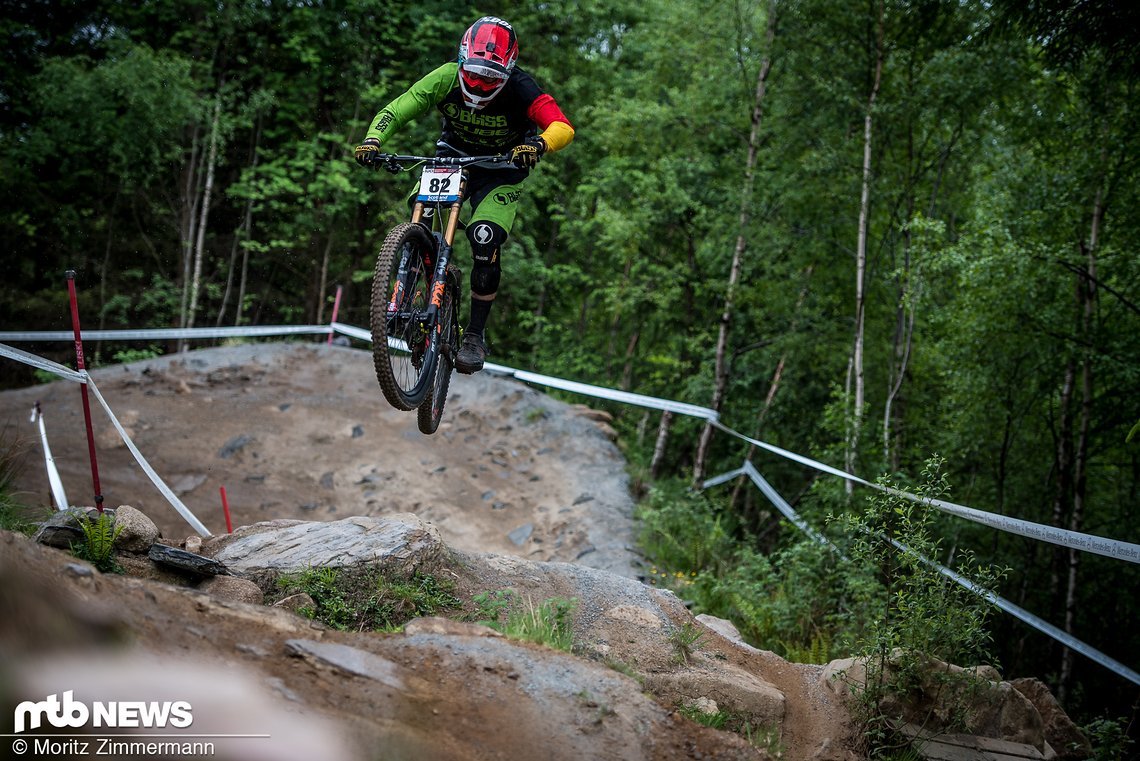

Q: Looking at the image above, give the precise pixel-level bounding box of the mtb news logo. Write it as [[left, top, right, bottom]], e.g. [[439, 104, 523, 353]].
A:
[[13, 691, 194, 733]]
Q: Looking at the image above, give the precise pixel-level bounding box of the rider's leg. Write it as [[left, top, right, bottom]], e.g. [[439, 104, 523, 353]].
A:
[[455, 174, 525, 373]]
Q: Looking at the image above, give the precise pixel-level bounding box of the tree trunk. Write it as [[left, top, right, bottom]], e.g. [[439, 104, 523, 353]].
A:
[[1059, 177, 1103, 704], [845, 0, 884, 493], [650, 410, 674, 480], [178, 123, 204, 337], [693, 1, 776, 484], [217, 110, 262, 327], [730, 265, 813, 510], [182, 96, 222, 350], [315, 234, 333, 325]]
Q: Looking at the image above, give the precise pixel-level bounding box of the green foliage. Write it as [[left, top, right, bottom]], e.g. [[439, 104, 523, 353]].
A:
[[70, 509, 124, 574], [112, 345, 163, 365], [473, 590, 577, 652], [0, 431, 40, 535], [678, 704, 727, 729], [831, 457, 1007, 757], [668, 621, 705, 665], [274, 566, 459, 632], [638, 479, 881, 663], [1082, 716, 1134, 761], [637, 484, 735, 576]]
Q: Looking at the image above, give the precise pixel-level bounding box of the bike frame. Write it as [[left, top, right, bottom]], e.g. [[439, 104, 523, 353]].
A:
[[379, 153, 511, 370]]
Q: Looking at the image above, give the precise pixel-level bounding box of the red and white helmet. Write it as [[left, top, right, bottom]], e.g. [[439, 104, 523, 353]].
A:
[[457, 17, 518, 109]]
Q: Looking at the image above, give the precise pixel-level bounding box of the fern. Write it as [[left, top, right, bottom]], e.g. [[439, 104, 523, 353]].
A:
[[71, 509, 124, 573]]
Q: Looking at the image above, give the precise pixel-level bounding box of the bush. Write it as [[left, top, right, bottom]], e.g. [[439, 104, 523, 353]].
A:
[[830, 456, 1008, 757]]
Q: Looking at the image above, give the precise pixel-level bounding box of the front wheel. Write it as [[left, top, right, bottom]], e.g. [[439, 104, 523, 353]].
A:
[[370, 222, 436, 410], [417, 266, 461, 434]]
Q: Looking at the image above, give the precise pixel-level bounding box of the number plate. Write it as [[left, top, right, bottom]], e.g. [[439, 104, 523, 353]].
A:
[[417, 166, 461, 202]]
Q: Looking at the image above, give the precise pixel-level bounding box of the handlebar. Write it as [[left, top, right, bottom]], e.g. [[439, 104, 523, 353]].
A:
[[372, 152, 514, 173]]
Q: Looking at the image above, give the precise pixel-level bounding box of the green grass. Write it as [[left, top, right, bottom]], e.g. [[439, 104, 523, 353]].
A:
[[0, 430, 45, 535], [473, 590, 577, 652], [274, 565, 460, 632]]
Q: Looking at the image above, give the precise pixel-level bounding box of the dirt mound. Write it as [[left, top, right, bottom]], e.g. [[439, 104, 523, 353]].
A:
[[0, 342, 638, 577]]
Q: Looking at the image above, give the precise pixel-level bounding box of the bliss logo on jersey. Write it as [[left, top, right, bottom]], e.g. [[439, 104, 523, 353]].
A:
[[494, 189, 522, 205], [441, 104, 508, 127], [13, 691, 194, 733]]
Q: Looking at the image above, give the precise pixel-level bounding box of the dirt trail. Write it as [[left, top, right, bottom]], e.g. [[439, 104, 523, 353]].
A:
[[0, 342, 639, 577]]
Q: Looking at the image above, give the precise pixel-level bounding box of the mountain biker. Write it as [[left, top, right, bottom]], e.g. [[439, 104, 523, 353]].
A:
[[354, 16, 575, 374]]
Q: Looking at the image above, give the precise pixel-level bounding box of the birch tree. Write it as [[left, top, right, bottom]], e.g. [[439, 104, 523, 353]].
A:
[[694, 0, 778, 483]]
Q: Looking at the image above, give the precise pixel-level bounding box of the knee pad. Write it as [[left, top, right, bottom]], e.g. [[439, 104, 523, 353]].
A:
[[467, 221, 506, 296]]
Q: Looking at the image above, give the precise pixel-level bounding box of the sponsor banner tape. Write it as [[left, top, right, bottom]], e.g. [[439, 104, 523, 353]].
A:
[[888, 536, 1140, 688], [704, 462, 1140, 687]]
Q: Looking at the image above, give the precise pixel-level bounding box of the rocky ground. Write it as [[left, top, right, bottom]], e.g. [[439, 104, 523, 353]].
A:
[[0, 343, 1081, 760], [0, 342, 638, 577]]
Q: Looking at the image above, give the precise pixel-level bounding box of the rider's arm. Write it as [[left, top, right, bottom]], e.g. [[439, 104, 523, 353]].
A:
[[365, 63, 460, 144], [527, 94, 575, 153]]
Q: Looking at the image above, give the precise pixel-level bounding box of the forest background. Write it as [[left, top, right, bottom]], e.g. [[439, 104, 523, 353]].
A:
[[1, 0, 1137, 744]]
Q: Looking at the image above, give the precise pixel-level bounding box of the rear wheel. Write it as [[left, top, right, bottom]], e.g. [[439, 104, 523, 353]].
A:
[[370, 223, 436, 410], [418, 266, 461, 434]]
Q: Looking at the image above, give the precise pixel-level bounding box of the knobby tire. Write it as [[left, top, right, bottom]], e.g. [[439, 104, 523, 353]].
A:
[[417, 266, 461, 434], [370, 222, 437, 410]]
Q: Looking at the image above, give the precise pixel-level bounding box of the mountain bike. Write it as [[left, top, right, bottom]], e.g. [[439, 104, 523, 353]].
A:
[[365, 151, 512, 434]]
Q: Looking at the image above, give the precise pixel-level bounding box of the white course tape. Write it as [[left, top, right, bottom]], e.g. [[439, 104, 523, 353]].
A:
[[0, 342, 213, 536], [711, 423, 1140, 565], [0, 342, 85, 381], [888, 536, 1140, 688], [0, 325, 330, 342], [704, 461, 836, 551], [330, 322, 371, 343], [704, 461, 1140, 687], [83, 375, 212, 537], [8, 328, 1138, 563], [31, 406, 69, 511]]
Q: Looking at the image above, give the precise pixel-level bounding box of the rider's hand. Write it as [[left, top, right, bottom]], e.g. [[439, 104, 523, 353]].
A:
[[354, 138, 382, 168], [510, 137, 546, 169]]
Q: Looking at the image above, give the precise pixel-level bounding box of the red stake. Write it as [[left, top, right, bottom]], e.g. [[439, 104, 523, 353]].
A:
[[67, 271, 104, 511], [220, 486, 233, 533], [327, 284, 343, 345]]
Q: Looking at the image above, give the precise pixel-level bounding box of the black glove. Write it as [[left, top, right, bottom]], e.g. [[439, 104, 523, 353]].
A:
[[510, 137, 546, 169], [354, 138, 382, 168]]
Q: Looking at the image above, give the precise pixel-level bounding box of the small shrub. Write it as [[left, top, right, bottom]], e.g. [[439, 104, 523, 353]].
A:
[[637, 484, 735, 576], [471, 589, 513, 625], [1082, 716, 1133, 761], [0, 432, 41, 535], [112, 345, 163, 364], [830, 456, 1007, 758]]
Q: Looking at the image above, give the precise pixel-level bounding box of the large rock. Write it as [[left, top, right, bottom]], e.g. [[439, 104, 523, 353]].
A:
[[822, 651, 1047, 752], [1012, 677, 1092, 760], [647, 663, 786, 728], [205, 514, 446, 586]]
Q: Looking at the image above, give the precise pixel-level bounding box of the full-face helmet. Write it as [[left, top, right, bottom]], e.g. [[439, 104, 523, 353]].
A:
[[457, 17, 518, 109]]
